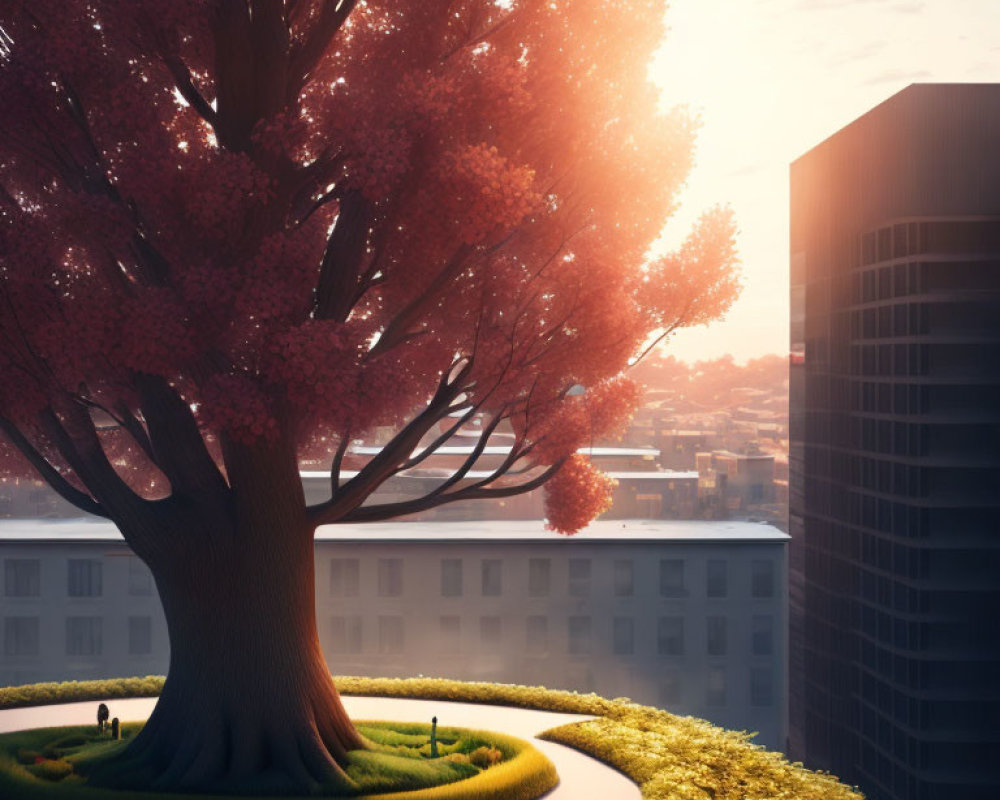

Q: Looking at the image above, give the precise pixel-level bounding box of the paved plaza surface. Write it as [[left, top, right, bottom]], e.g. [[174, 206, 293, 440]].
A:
[[0, 695, 641, 800]]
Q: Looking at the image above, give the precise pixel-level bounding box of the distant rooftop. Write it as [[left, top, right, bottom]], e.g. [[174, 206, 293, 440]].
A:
[[0, 518, 789, 544], [605, 471, 699, 481], [710, 450, 776, 461], [299, 468, 695, 482], [792, 83, 1000, 164], [349, 445, 660, 458]]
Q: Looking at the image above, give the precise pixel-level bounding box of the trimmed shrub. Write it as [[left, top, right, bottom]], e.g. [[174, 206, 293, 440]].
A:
[[30, 758, 73, 782], [51, 735, 87, 749], [443, 752, 471, 765], [0, 676, 164, 711], [14, 748, 39, 766], [469, 745, 503, 768]]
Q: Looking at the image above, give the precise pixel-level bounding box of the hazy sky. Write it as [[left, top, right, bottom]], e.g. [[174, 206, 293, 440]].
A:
[[647, 0, 1000, 363]]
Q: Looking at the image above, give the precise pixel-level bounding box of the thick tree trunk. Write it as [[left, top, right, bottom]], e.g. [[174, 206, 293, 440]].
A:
[[88, 466, 365, 794]]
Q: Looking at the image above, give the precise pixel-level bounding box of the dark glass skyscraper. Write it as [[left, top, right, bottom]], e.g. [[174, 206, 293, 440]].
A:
[[789, 84, 1000, 800]]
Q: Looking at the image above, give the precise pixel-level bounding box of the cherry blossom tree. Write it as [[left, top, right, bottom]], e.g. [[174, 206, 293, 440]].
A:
[[0, 0, 739, 792]]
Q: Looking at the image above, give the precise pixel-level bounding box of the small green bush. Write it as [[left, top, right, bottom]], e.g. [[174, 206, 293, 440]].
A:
[[29, 758, 73, 782], [15, 748, 40, 765], [443, 752, 470, 765]]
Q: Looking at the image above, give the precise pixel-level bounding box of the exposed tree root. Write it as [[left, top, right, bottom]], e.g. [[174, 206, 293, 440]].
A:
[[87, 707, 359, 795]]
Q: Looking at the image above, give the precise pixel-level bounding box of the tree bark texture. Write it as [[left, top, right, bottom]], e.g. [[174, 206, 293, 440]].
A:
[[88, 442, 365, 795]]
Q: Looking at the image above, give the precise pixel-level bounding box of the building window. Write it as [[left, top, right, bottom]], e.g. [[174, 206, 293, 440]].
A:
[[481, 559, 502, 596], [441, 559, 463, 597], [128, 616, 152, 656], [613, 559, 633, 597], [750, 668, 773, 706], [480, 616, 502, 651], [377, 559, 402, 597], [706, 559, 727, 598], [707, 615, 727, 656], [330, 616, 362, 654], [330, 559, 360, 597], [657, 616, 684, 655], [3, 617, 39, 656], [439, 616, 460, 654], [4, 559, 40, 597], [128, 557, 152, 597], [378, 616, 403, 654], [706, 668, 726, 706], [568, 558, 591, 598], [659, 559, 685, 597], [660, 673, 682, 706], [568, 616, 591, 655], [68, 559, 102, 597], [751, 560, 775, 598], [751, 615, 773, 655], [66, 616, 102, 656], [528, 558, 550, 597], [613, 617, 634, 655], [526, 616, 548, 655]]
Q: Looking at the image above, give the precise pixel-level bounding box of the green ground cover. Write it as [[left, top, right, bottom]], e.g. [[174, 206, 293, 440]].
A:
[[0, 675, 864, 799], [0, 719, 554, 800]]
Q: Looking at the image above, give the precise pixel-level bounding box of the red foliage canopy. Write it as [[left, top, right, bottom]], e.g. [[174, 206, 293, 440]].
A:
[[0, 0, 739, 533]]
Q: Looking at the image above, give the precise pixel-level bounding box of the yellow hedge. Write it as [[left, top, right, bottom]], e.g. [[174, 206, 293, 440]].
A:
[[0, 675, 863, 800], [360, 730, 556, 800]]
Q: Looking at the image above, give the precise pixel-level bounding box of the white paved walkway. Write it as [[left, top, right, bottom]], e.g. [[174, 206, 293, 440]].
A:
[[0, 696, 640, 800]]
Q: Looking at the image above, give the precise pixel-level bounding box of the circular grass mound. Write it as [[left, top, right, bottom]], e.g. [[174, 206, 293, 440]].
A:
[[0, 720, 557, 800]]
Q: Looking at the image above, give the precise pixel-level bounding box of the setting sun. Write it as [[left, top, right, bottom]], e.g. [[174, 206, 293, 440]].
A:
[[649, 0, 1000, 362]]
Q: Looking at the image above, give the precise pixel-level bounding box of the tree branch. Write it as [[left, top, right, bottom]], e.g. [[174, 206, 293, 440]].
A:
[[338, 460, 563, 524], [367, 244, 473, 358], [131, 2, 218, 129], [418, 409, 510, 500], [627, 297, 695, 367], [73, 395, 157, 465], [0, 417, 108, 517], [56, 79, 174, 287], [399, 406, 477, 471], [37, 403, 152, 520], [287, 0, 359, 102], [329, 430, 351, 494], [306, 362, 471, 524], [313, 190, 372, 321], [162, 53, 218, 127], [136, 374, 229, 498]]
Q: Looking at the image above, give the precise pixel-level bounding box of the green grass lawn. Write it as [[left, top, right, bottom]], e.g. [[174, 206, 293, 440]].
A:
[[0, 675, 864, 799], [0, 720, 555, 800]]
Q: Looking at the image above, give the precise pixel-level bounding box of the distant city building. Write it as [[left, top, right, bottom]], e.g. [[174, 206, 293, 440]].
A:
[[602, 471, 699, 519], [4, 443, 706, 525], [656, 430, 717, 470], [790, 84, 1000, 800], [1, 518, 790, 751], [697, 448, 777, 511]]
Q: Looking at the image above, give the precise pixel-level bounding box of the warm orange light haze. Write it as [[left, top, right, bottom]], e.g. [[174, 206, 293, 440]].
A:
[[649, 0, 1000, 362]]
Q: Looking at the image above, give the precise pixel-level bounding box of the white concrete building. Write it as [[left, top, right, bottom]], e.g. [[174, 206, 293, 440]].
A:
[[0, 518, 789, 750]]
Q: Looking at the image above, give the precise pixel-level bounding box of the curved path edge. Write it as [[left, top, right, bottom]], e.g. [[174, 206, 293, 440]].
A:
[[0, 695, 641, 800]]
